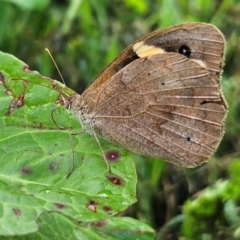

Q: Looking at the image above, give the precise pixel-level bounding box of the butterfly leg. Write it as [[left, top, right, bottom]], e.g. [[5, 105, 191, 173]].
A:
[[66, 130, 86, 178], [92, 133, 112, 174]]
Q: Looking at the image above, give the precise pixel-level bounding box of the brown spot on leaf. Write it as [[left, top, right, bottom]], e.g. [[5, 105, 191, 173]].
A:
[[49, 162, 58, 172], [90, 220, 106, 227], [23, 65, 31, 72], [13, 209, 22, 216], [5, 94, 25, 116], [86, 200, 97, 213], [20, 167, 31, 175], [105, 150, 120, 161], [54, 203, 66, 209], [103, 206, 112, 212], [52, 83, 62, 91], [107, 175, 123, 185]]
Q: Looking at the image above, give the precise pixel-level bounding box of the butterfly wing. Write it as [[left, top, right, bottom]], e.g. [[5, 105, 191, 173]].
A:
[[87, 53, 226, 167], [84, 23, 225, 100], [76, 23, 227, 167]]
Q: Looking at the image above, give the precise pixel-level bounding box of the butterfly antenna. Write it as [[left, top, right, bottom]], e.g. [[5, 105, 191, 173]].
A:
[[45, 48, 66, 86]]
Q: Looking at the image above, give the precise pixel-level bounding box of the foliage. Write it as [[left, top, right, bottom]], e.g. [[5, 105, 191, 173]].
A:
[[0, 0, 240, 239]]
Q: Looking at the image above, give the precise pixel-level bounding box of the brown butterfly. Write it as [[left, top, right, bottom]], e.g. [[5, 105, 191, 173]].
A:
[[66, 22, 227, 168]]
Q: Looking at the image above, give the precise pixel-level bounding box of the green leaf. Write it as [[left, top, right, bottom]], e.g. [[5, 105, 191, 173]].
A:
[[0, 51, 138, 237]]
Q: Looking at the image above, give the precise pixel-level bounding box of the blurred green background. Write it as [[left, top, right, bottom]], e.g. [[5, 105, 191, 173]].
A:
[[1, 0, 240, 239]]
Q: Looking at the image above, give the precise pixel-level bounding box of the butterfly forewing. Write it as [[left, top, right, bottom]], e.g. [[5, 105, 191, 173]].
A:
[[84, 23, 225, 94]]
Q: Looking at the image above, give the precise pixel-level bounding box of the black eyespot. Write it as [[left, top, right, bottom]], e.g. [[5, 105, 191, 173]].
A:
[[200, 100, 207, 105], [179, 45, 191, 57], [186, 136, 191, 142]]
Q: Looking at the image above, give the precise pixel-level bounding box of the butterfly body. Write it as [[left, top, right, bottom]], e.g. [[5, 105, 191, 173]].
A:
[[71, 23, 227, 168]]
